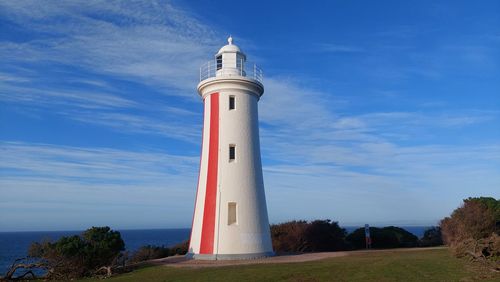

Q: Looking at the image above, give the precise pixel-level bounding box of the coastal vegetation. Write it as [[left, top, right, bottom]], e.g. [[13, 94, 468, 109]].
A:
[[270, 220, 435, 253], [1, 228, 188, 280], [419, 226, 443, 247], [2, 227, 125, 280], [440, 197, 499, 268], [346, 226, 419, 249], [128, 240, 188, 264], [3, 197, 498, 280], [270, 220, 347, 253]]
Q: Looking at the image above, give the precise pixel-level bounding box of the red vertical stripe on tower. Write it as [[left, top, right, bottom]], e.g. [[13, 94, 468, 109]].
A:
[[199, 93, 219, 254]]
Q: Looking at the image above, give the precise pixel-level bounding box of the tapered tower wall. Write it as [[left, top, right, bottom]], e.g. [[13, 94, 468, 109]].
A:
[[188, 39, 273, 260]]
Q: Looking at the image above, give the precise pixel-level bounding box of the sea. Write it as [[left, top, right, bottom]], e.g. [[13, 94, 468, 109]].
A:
[[0, 226, 431, 275]]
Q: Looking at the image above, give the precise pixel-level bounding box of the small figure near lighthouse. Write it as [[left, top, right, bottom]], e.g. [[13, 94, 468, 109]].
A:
[[187, 37, 273, 260]]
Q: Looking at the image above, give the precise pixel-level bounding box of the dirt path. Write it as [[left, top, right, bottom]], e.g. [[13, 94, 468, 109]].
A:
[[148, 247, 446, 268]]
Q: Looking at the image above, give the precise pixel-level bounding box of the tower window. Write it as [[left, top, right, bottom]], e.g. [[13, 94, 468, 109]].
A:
[[228, 202, 237, 225], [216, 55, 222, 70], [229, 144, 236, 161], [229, 96, 235, 110]]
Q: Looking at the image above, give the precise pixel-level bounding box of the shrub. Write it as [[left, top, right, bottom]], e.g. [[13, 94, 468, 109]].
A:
[[168, 239, 189, 256], [271, 220, 347, 253], [419, 226, 443, 247], [346, 226, 418, 249], [129, 245, 170, 263], [440, 197, 499, 261], [129, 240, 189, 264], [5, 226, 125, 280], [271, 220, 309, 253]]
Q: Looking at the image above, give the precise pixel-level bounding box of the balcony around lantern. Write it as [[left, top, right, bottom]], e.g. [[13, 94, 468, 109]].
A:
[[199, 58, 263, 84]]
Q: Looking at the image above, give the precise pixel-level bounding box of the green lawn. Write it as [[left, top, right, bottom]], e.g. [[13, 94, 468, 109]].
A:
[[85, 248, 499, 282]]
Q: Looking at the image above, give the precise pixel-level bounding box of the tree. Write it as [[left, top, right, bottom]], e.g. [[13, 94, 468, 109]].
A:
[[4, 226, 125, 280], [81, 226, 125, 270], [346, 226, 418, 249], [271, 220, 309, 253], [303, 220, 347, 252], [271, 220, 347, 253], [419, 227, 443, 247]]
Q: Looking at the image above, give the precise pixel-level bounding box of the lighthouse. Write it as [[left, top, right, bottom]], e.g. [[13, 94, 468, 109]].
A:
[[187, 37, 274, 260]]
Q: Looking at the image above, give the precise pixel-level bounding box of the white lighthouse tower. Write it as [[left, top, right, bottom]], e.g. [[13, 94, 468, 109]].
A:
[[187, 37, 273, 260]]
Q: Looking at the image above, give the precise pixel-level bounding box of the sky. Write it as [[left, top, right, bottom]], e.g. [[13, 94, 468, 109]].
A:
[[0, 0, 499, 232]]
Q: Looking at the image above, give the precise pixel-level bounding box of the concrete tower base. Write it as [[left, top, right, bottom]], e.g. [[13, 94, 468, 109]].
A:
[[187, 251, 275, 261]]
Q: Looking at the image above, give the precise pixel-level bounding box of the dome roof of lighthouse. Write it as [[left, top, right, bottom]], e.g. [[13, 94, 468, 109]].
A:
[[216, 36, 244, 56]]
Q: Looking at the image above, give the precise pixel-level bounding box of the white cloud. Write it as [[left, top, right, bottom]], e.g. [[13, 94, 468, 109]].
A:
[[1, 1, 499, 230], [0, 141, 199, 231], [258, 77, 500, 224], [0, 84, 137, 109], [0, 0, 219, 95], [68, 111, 201, 142], [0, 0, 213, 143]]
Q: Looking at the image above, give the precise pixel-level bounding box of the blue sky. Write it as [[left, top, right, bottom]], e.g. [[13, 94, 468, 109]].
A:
[[0, 0, 499, 231]]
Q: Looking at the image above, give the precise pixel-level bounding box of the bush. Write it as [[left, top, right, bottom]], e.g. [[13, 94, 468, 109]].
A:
[[440, 197, 499, 261], [168, 239, 189, 256], [129, 240, 189, 263], [6, 226, 126, 280], [271, 220, 308, 253], [129, 245, 170, 263], [419, 227, 443, 247], [271, 220, 347, 253], [346, 226, 418, 249]]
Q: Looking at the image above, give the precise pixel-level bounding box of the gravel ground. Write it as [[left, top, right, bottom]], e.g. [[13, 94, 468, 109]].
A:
[[148, 247, 446, 268]]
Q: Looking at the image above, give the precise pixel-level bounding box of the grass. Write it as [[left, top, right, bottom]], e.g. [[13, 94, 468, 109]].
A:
[[85, 248, 499, 282]]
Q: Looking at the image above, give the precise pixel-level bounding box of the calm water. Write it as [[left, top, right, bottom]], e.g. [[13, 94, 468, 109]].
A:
[[0, 226, 431, 274]]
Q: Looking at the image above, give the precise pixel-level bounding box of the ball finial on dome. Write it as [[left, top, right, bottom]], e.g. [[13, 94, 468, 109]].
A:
[[228, 35, 233, 45]]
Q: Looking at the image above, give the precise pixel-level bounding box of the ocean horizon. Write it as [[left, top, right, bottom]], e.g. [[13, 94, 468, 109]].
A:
[[0, 226, 433, 274]]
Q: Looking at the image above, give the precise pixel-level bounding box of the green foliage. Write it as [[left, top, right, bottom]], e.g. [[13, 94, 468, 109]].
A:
[[419, 227, 443, 247], [82, 226, 125, 269], [465, 197, 500, 223], [55, 235, 86, 257], [271, 220, 347, 253], [27, 226, 125, 280], [304, 220, 347, 251], [346, 226, 418, 249]]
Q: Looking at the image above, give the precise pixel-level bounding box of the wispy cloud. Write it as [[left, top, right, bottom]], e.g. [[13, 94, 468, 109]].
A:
[[0, 0, 218, 94], [0, 0, 214, 143], [1, 1, 499, 230], [0, 84, 137, 109], [68, 111, 200, 142], [258, 77, 499, 224], [0, 141, 199, 231]]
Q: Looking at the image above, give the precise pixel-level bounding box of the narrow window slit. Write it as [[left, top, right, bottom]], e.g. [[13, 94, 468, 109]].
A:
[[229, 96, 235, 110], [228, 202, 237, 225], [229, 144, 236, 161]]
